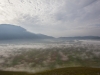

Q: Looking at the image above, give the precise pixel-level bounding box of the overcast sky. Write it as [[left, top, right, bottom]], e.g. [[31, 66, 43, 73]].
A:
[[0, 0, 100, 37]]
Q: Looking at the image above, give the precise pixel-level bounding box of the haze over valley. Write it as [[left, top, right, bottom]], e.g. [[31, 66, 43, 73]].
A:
[[0, 24, 100, 73], [0, 0, 100, 75]]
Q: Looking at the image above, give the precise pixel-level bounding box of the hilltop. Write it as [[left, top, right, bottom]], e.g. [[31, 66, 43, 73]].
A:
[[0, 24, 54, 40]]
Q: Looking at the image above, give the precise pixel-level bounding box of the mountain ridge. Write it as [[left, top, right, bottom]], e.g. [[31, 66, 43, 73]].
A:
[[0, 24, 100, 40], [0, 24, 54, 40], [59, 36, 100, 40]]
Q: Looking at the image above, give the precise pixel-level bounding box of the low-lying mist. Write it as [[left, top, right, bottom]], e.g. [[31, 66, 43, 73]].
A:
[[0, 40, 100, 73]]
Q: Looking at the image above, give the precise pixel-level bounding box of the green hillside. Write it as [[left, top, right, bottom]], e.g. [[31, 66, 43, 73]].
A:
[[0, 67, 100, 75]]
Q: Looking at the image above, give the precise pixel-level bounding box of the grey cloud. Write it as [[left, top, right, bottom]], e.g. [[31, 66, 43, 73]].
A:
[[0, 0, 100, 37], [56, 0, 100, 21], [19, 0, 100, 37], [76, 0, 98, 8]]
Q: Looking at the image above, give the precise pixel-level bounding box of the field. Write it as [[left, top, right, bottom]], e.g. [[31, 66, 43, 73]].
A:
[[0, 67, 100, 75], [0, 40, 100, 73]]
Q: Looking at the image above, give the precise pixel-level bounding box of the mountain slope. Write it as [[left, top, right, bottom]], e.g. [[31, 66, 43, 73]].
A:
[[0, 24, 53, 40], [59, 36, 100, 40]]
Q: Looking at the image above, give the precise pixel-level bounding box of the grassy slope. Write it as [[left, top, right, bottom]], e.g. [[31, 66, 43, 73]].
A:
[[0, 67, 100, 75]]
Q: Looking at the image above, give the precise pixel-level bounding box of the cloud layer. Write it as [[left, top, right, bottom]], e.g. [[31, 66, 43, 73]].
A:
[[0, 0, 100, 37]]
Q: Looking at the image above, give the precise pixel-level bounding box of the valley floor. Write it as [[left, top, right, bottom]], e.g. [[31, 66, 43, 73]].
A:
[[0, 67, 100, 75]]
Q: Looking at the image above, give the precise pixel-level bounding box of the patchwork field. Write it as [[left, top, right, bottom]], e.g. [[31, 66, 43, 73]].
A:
[[0, 40, 100, 73]]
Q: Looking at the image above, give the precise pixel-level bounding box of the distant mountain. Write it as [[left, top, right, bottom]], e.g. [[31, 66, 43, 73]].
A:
[[59, 36, 100, 40], [0, 24, 54, 40]]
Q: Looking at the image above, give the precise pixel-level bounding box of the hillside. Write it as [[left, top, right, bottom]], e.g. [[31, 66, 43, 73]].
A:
[[0, 24, 53, 40], [0, 67, 100, 75], [59, 36, 100, 40]]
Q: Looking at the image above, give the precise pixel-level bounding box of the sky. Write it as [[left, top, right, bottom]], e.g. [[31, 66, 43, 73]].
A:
[[0, 0, 100, 37]]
